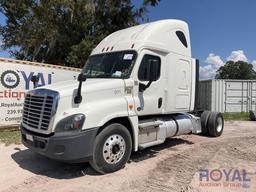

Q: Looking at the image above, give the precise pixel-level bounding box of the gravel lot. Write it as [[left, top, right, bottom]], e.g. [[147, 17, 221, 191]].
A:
[[0, 121, 256, 192]]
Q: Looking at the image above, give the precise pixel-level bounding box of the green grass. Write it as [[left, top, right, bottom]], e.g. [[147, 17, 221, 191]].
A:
[[223, 112, 250, 121], [0, 128, 21, 146]]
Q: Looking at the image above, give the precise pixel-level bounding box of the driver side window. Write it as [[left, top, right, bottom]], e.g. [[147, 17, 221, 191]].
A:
[[138, 54, 161, 81]]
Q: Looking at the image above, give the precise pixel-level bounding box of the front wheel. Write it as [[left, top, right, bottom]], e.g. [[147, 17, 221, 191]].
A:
[[89, 123, 132, 174]]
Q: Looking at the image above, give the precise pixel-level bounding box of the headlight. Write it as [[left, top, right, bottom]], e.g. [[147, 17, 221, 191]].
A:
[[55, 114, 85, 133]]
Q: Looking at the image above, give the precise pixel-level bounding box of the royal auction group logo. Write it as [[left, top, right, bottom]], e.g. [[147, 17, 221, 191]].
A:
[[199, 168, 251, 189], [0, 70, 20, 89]]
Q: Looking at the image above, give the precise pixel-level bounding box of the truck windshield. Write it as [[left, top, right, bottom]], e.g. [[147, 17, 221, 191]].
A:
[[81, 50, 137, 79]]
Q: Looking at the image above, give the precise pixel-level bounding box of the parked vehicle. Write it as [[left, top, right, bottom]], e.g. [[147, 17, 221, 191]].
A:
[[20, 19, 224, 174]]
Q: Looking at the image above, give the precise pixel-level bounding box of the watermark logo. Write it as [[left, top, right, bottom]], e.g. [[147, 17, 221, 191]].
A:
[[199, 169, 250, 189]]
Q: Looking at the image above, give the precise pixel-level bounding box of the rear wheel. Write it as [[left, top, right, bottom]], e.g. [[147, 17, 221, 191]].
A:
[[208, 112, 224, 137], [249, 110, 256, 121], [200, 111, 211, 135], [89, 123, 132, 174]]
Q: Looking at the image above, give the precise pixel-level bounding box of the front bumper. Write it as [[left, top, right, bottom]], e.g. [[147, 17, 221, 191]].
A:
[[21, 126, 98, 162]]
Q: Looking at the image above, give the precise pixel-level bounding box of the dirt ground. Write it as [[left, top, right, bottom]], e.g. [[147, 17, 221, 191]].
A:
[[0, 121, 256, 192]]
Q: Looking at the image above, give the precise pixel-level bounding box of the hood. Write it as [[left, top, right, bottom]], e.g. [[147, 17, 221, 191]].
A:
[[39, 78, 125, 97]]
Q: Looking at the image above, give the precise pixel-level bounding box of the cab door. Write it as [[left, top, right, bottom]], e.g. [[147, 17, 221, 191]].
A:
[[133, 50, 165, 116]]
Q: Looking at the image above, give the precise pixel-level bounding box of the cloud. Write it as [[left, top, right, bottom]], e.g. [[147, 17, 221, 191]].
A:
[[206, 53, 224, 68], [227, 50, 248, 62], [199, 53, 224, 79], [200, 65, 217, 80], [199, 50, 255, 79]]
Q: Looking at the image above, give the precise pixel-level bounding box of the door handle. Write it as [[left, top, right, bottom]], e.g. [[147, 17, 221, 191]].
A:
[[158, 98, 163, 108]]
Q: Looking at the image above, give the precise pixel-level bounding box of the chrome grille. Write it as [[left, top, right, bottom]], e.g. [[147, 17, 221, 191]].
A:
[[22, 89, 59, 134]]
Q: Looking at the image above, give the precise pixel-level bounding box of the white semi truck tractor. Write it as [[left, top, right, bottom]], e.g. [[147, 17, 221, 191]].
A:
[[20, 20, 224, 174]]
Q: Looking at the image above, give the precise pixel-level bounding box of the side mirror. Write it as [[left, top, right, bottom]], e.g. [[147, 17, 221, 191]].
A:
[[147, 60, 160, 82], [74, 73, 87, 104], [31, 75, 39, 88], [77, 73, 87, 82]]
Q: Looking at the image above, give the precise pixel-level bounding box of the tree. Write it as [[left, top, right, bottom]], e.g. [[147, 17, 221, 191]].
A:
[[0, 0, 160, 68], [215, 61, 256, 79]]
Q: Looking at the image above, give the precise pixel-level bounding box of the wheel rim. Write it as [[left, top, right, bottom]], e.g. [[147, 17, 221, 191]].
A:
[[216, 117, 223, 132], [103, 134, 126, 164]]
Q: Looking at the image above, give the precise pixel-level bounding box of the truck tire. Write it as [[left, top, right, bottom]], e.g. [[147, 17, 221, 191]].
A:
[[207, 112, 224, 137], [89, 123, 132, 174], [249, 111, 256, 121], [200, 111, 211, 135]]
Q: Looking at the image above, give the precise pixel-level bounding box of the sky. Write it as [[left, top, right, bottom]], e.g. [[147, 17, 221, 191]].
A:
[[144, 0, 256, 79], [0, 0, 256, 79]]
